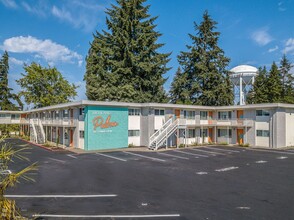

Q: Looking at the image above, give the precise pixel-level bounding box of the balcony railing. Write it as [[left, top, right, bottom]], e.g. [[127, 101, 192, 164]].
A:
[[40, 118, 78, 126], [178, 118, 254, 127]]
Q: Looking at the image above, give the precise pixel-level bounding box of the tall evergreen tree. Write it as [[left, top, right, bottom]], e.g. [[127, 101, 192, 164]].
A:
[[280, 55, 294, 103], [175, 11, 233, 106], [0, 51, 20, 110], [267, 62, 283, 103], [85, 0, 170, 103], [169, 67, 190, 104], [247, 67, 269, 104]]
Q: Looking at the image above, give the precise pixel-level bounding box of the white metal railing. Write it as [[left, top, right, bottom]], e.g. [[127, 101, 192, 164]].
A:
[[150, 117, 174, 143], [40, 118, 78, 126], [29, 119, 38, 143]]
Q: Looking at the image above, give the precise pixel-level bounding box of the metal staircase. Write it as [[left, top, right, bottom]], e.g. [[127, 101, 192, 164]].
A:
[[149, 117, 181, 150], [29, 119, 45, 144]]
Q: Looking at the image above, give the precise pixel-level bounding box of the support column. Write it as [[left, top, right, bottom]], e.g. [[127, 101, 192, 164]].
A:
[[227, 126, 229, 144]]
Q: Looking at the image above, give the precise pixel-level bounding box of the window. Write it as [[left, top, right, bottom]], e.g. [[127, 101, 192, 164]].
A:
[[79, 108, 84, 115], [79, 131, 84, 138], [63, 109, 69, 118], [200, 111, 208, 120], [218, 111, 232, 120], [200, 129, 208, 137], [218, 129, 232, 138], [128, 130, 140, 137], [256, 130, 270, 137], [55, 111, 59, 119], [187, 129, 196, 138], [256, 110, 270, 116], [184, 110, 195, 119], [129, 108, 141, 116], [11, 114, 20, 120], [155, 109, 164, 116]]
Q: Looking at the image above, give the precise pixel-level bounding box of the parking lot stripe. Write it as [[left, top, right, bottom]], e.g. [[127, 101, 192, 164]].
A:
[[48, 158, 66, 163], [174, 150, 209, 157], [204, 146, 240, 153], [123, 152, 166, 162], [32, 214, 180, 218], [95, 153, 127, 162], [67, 154, 77, 159], [5, 194, 117, 198], [248, 148, 294, 155], [215, 166, 239, 172], [157, 152, 189, 160], [189, 148, 225, 155]]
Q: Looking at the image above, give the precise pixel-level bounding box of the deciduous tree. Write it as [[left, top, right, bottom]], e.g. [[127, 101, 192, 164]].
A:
[[17, 63, 78, 108]]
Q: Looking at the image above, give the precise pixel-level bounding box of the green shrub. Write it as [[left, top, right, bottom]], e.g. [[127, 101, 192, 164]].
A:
[[128, 143, 135, 148], [218, 142, 228, 145], [178, 144, 185, 148]]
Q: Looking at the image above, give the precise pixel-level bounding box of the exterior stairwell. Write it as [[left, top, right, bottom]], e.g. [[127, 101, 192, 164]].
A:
[[29, 119, 46, 144], [149, 117, 179, 150]]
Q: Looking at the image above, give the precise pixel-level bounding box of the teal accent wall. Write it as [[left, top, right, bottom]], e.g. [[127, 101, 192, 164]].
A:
[[84, 106, 128, 150]]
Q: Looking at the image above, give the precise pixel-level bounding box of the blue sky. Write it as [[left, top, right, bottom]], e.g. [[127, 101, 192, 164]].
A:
[[1, 0, 294, 104]]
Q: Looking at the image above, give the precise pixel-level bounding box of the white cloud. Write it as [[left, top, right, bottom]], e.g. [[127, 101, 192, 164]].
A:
[[1, 36, 83, 65], [278, 1, 286, 11], [21, 1, 47, 17], [251, 28, 273, 46], [51, 0, 108, 32], [9, 57, 23, 65], [283, 38, 294, 55], [268, 45, 279, 53], [0, 0, 18, 8]]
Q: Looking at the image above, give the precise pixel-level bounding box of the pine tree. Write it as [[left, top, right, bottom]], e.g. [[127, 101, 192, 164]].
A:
[[267, 62, 283, 103], [247, 67, 269, 104], [0, 51, 19, 110], [177, 11, 233, 106], [169, 67, 191, 104], [280, 55, 294, 103], [85, 0, 170, 103]]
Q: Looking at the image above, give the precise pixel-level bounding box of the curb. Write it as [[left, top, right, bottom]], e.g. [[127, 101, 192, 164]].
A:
[[18, 138, 76, 154]]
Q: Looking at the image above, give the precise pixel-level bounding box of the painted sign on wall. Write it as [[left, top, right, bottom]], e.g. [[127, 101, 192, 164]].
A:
[[85, 106, 128, 150]]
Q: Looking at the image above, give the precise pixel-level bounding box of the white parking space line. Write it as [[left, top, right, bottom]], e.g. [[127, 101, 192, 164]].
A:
[[189, 148, 225, 155], [174, 150, 209, 157], [255, 160, 267, 164], [123, 152, 166, 162], [248, 148, 294, 155], [95, 153, 127, 162], [196, 172, 208, 175], [277, 156, 288, 159], [204, 146, 240, 153], [6, 194, 117, 198], [157, 152, 189, 160], [236, 207, 251, 210], [33, 214, 180, 218], [67, 154, 77, 159], [48, 158, 66, 164], [215, 166, 239, 172]]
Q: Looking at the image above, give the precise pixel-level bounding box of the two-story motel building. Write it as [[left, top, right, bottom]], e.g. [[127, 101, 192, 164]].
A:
[[0, 100, 294, 150]]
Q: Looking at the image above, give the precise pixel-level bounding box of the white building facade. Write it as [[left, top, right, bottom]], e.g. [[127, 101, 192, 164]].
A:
[[0, 101, 294, 150]]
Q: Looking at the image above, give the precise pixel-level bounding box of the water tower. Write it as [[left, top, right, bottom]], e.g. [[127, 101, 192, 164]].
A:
[[230, 65, 258, 105]]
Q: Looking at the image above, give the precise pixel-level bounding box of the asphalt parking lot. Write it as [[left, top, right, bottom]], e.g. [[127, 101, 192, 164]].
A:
[[3, 138, 294, 220]]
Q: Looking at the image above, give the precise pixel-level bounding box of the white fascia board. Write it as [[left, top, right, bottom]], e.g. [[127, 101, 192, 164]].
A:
[[0, 110, 24, 114]]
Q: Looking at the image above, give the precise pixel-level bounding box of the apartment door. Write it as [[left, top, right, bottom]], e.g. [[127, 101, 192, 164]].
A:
[[237, 110, 244, 119], [208, 111, 213, 124], [208, 128, 213, 143], [237, 129, 244, 145], [175, 109, 181, 118], [70, 129, 73, 147]]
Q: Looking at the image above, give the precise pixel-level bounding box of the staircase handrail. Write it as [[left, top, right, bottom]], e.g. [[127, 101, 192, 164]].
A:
[[155, 120, 179, 149], [150, 117, 174, 142], [29, 119, 38, 143], [38, 119, 46, 143]]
